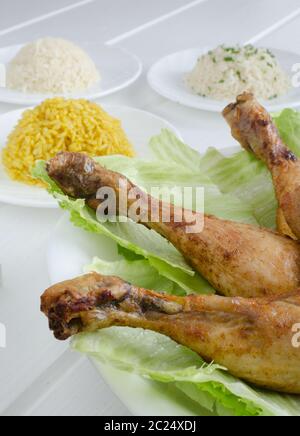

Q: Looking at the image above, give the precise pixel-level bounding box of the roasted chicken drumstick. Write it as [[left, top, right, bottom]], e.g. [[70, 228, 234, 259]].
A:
[[223, 92, 300, 240], [47, 152, 300, 298], [41, 272, 300, 394]]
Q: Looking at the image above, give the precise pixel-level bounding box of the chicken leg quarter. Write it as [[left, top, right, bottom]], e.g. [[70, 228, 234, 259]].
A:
[[223, 92, 300, 240], [46, 152, 300, 298], [41, 272, 300, 394]]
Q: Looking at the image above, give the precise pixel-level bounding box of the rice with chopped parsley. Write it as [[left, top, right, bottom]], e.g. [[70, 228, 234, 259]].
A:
[[186, 45, 291, 101]]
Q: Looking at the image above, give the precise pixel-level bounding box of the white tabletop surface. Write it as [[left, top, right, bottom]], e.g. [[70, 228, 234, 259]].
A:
[[0, 0, 300, 417]]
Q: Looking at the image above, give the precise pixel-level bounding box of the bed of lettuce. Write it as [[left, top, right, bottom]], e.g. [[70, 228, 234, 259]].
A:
[[33, 108, 300, 416]]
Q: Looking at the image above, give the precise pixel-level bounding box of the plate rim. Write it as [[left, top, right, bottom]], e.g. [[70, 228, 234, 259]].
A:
[[0, 44, 143, 105], [147, 46, 300, 112]]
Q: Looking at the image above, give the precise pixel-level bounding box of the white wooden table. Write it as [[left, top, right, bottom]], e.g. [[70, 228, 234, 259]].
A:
[[0, 0, 299, 416]]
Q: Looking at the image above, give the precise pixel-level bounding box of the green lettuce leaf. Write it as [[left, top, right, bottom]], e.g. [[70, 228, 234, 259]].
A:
[[106, 248, 215, 295], [201, 149, 277, 228], [85, 257, 183, 295], [150, 130, 277, 228], [149, 129, 203, 172], [72, 328, 300, 416], [273, 109, 300, 157]]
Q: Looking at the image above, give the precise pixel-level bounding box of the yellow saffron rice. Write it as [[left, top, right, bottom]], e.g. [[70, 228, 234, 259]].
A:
[[2, 98, 135, 186]]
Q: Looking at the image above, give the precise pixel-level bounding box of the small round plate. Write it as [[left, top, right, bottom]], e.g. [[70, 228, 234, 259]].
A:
[[0, 105, 181, 208], [148, 47, 300, 112], [0, 43, 142, 105]]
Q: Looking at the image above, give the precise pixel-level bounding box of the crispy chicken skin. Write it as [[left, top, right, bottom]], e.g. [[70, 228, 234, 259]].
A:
[[41, 272, 300, 394], [47, 152, 300, 298], [223, 92, 300, 240]]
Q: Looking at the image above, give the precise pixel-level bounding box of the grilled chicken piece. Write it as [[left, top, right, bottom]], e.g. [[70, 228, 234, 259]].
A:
[[46, 152, 300, 298], [41, 272, 300, 394], [223, 92, 300, 240]]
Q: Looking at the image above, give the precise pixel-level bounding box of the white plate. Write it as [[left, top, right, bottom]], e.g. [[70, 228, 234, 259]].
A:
[[0, 44, 142, 105], [0, 105, 181, 208], [148, 47, 300, 112], [47, 214, 212, 416]]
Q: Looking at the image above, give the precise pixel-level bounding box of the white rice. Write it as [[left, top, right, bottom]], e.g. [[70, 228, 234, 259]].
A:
[[6, 37, 101, 94], [186, 45, 291, 101]]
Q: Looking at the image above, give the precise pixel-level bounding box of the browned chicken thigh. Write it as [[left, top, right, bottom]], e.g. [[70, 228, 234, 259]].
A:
[[41, 272, 300, 394], [223, 92, 300, 240], [46, 152, 300, 298]]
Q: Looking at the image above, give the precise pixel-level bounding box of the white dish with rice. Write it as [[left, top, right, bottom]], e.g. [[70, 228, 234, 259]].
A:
[[148, 46, 300, 112], [0, 105, 181, 208], [6, 38, 102, 95], [0, 42, 142, 105]]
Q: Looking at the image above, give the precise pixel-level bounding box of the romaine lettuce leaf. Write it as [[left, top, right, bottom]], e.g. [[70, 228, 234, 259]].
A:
[[149, 129, 203, 172], [72, 328, 300, 416], [85, 256, 183, 295], [110, 247, 215, 295], [150, 130, 276, 228], [148, 257, 214, 295], [201, 149, 277, 229], [273, 109, 300, 157]]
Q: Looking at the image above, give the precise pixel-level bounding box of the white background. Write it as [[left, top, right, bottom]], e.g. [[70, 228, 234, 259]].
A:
[[0, 0, 299, 416]]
